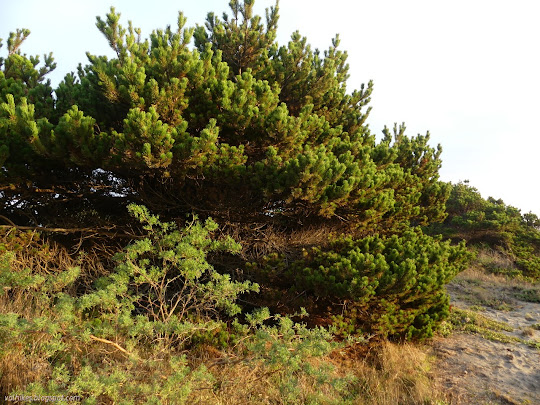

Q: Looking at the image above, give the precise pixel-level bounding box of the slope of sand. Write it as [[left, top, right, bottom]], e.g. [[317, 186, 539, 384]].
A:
[[432, 269, 540, 404]]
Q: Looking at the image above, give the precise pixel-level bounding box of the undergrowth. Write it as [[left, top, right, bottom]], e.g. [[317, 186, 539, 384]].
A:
[[428, 182, 540, 282], [0, 205, 448, 404]]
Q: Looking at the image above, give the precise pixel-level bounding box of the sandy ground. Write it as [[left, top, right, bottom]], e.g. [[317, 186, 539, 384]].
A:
[[432, 271, 540, 404]]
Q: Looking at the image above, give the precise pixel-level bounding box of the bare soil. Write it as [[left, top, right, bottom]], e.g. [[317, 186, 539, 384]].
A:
[[432, 269, 540, 404]]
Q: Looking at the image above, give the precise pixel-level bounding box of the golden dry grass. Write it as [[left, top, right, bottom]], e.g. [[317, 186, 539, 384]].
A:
[[219, 220, 343, 262], [475, 248, 515, 270], [336, 341, 442, 405], [0, 347, 51, 398], [183, 341, 446, 405], [456, 264, 537, 289]]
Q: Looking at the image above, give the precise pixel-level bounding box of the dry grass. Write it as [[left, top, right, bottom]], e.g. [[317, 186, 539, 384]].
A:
[[184, 341, 446, 405], [342, 341, 443, 405], [0, 229, 111, 314], [521, 327, 535, 337], [469, 247, 539, 282], [0, 349, 51, 398], [450, 255, 540, 313], [475, 248, 515, 271], [0, 230, 99, 397], [455, 263, 538, 290], [2, 330, 445, 404], [459, 266, 517, 288], [219, 220, 342, 262]]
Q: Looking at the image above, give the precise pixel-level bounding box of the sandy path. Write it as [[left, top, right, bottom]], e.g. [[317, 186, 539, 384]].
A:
[[432, 272, 540, 404]]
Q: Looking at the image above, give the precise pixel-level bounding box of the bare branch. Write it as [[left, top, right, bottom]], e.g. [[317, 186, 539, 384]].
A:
[[89, 335, 135, 357]]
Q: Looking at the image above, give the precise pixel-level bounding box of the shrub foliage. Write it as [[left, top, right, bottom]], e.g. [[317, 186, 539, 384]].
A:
[[431, 182, 540, 280]]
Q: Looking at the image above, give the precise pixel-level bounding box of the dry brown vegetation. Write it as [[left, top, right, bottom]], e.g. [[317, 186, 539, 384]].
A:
[[183, 341, 444, 405]]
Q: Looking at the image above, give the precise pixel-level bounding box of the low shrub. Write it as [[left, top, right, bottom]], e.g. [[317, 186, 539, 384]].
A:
[[434, 182, 540, 281], [0, 205, 257, 402], [256, 227, 470, 339]]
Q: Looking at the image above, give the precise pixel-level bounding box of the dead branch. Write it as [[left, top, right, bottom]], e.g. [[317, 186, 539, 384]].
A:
[[0, 215, 16, 226], [89, 335, 134, 357], [0, 224, 142, 239]]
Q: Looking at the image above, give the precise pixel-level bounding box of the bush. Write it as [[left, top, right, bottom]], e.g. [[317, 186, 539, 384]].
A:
[[0, 206, 257, 402], [0, 207, 450, 404], [436, 182, 540, 280], [77, 204, 258, 346], [257, 227, 470, 339]]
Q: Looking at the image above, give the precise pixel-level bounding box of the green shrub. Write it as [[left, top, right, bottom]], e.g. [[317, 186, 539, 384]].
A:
[[0, 206, 258, 402], [77, 204, 258, 346], [258, 227, 470, 339], [434, 182, 540, 281], [234, 307, 356, 404]]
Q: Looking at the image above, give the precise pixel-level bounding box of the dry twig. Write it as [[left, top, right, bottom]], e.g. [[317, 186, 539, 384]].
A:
[[89, 335, 134, 357]]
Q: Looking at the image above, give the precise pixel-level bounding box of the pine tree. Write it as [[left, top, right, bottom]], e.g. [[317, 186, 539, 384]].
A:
[[0, 1, 469, 338]]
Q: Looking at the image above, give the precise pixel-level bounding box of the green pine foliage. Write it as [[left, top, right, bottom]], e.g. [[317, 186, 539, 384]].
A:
[[2, 4, 449, 230], [0, 30, 56, 177], [256, 228, 470, 338], [0, 29, 56, 118]]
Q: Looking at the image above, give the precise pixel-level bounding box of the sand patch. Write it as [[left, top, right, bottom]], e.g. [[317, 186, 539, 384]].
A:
[[432, 270, 540, 404]]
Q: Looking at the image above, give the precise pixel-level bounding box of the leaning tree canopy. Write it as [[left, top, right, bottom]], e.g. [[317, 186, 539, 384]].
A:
[[0, 2, 449, 232]]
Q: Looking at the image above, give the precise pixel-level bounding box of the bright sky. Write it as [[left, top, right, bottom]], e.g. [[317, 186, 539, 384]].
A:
[[2, 0, 539, 214]]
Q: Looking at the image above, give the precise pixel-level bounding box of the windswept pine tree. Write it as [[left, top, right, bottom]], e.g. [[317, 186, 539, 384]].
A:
[[0, 0, 469, 339]]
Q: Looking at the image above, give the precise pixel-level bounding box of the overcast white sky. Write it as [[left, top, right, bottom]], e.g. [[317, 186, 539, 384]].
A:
[[2, 0, 539, 214]]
